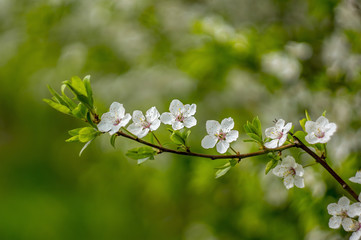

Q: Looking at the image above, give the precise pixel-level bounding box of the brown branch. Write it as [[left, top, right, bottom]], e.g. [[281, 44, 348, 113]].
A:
[[116, 131, 296, 160], [292, 134, 359, 202]]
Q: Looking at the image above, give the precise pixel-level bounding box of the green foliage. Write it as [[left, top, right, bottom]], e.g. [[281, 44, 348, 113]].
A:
[[126, 147, 157, 161], [265, 152, 281, 174], [168, 129, 191, 148], [66, 127, 99, 143], [243, 116, 263, 145], [110, 134, 117, 148]]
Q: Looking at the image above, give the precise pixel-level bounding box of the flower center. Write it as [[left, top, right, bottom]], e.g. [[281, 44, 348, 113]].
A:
[[176, 114, 184, 122], [277, 131, 284, 139], [315, 128, 325, 138], [215, 131, 226, 141], [141, 121, 151, 129], [113, 118, 121, 126], [286, 167, 296, 176]]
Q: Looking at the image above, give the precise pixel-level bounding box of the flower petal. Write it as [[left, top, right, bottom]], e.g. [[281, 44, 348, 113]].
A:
[[283, 175, 294, 189], [305, 120, 317, 134], [275, 119, 285, 130], [169, 99, 184, 115], [109, 124, 121, 135], [338, 196, 350, 208], [137, 128, 150, 138], [160, 112, 175, 125], [328, 203, 342, 215], [172, 121, 183, 130], [97, 112, 114, 132], [220, 117, 234, 132], [283, 122, 292, 133], [127, 123, 143, 136], [110, 102, 125, 118], [265, 127, 279, 139], [120, 113, 131, 127], [216, 140, 229, 154], [342, 217, 358, 232], [324, 123, 337, 137], [294, 175, 304, 188], [201, 135, 217, 149], [150, 119, 161, 131], [184, 104, 196, 117], [282, 156, 296, 168], [183, 116, 197, 128], [329, 216, 342, 229], [264, 139, 279, 149], [278, 135, 287, 147], [348, 203, 361, 218], [206, 120, 221, 135], [295, 164, 304, 177], [305, 133, 319, 144], [273, 165, 286, 177], [132, 110, 145, 124], [316, 116, 329, 127], [350, 230, 361, 240], [226, 130, 239, 143], [145, 107, 160, 123]]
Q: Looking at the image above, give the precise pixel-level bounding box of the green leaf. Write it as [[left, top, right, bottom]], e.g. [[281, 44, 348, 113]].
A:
[[68, 128, 82, 136], [47, 85, 68, 106], [65, 135, 80, 142], [293, 131, 310, 147], [243, 139, 259, 143], [72, 103, 87, 119], [229, 159, 237, 167], [265, 159, 278, 174], [246, 132, 262, 143], [83, 75, 93, 106], [63, 80, 92, 109], [243, 122, 252, 134], [70, 76, 87, 96], [322, 110, 327, 117], [43, 99, 71, 115], [137, 157, 150, 165], [61, 84, 77, 110], [110, 134, 117, 148], [215, 165, 231, 178], [305, 110, 311, 121], [252, 116, 262, 137], [79, 127, 98, 143], [299, 118, 306, 131], [170, 130, 186, 145], [126, 147, 157, 160]]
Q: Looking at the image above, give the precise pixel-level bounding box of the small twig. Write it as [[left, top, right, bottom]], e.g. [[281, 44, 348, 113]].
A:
[[151, 131, 162, 147]]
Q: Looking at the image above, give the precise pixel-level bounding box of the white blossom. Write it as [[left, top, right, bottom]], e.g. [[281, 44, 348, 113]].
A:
[[342, 217, 361, 240], [97, 102, 131, 135], [305, 116, 337, 144], [350, 171, 361, 184], [272, 156, 304, 189], [201, 117, 239, 154], [160, 99, 197, 130], [127, 107, 161, 138], [327, 196, 361, 230], [264, 119, 292, 149]]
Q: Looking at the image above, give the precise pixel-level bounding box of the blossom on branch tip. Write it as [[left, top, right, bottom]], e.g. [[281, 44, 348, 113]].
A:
[[97, 102, 131, 135], [201, 117, 239, 154], [350, 171, 361, 184], [327, 196, 361, 230], [305, 116, 337, 144], [272, 156, 304, 189], [264, 119, 292, 149], [341, 217, 361, 240], [160, 99, 197, 130], [127, 107, 161, 138]]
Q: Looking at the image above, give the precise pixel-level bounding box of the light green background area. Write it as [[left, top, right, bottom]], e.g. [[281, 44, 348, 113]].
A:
[[1, 0, 361, 239]]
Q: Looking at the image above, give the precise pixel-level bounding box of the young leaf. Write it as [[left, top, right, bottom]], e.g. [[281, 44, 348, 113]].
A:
[[110, 134, 117, 148], [322, 110, 327, 117], [66, 135, 80, 142], [299, 118, 306, 131], [265, 159, 278, 174], [79, 127, 99, 143], [252, 116, 262, 137], [47, 85, 68, 106], [137, 157, 150, 165], [72, 103, 87, 119], [170, 130, 186, 145], [83, 75, 93, 106], [305, 110, 311, 121], [215, 165, 231, 178], [126, 147, 157, 160], [70, 76, 87, 96], [246, 132, 262, 143], [68, 128, 82, 136], [43, 99, 71, 115]]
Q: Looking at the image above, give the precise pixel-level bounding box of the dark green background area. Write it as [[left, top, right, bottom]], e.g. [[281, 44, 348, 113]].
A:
[[0, 0, 361, 239]]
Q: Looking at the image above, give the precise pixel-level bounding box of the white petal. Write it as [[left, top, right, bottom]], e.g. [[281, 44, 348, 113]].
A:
[[294, 176, 304, 188], [150, 119, 161, 131], [169, 99, 184, 115], [338, 196, 351, 208], [283, 122, 292, 133], [216, 140, 229, 154], [275, 119, 285, 130], [160, 112, 175, 125], [97, 121, 112, 133], [328, 203, 342, 215], [137, 128, 150, 138], [295, 164, 304, 177], [350, 230, 361, 240], [109, 124, 121, 135], [273, 165, 286, 177], [318, 135, 331, 144], [172, 121, 184, 130], [184, 104, 196, 117], [329, 216, 342, 229], [220, 117, 234, 132], [350, 172, 361, 184], [265, 127, 279, 139], [132, 110, 145, 124], [278, 135, 287, 147], [201, 135, 217, 149], [348, 203, 361, 218], [282, 156, 296, 168], [183, 116, 197, 128], [226, 130, 239, 142], [110, 102, 125, 118], [264, 139, 279, 149], [145, 107, 160, 123], [359, 193, 361, 202], [305, 121, 317, 134], [127, 123, 143, 136], [120, 113, 131, 127], [283, 175, 294, 189], [206, 120, 221, 135], [305, 133, 319, 144], [316, 116, 329, 127], [342, 218, 358, 232]]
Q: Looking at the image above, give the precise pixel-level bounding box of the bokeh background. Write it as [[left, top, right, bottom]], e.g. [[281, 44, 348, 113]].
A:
[[1, 0, 361, 239]]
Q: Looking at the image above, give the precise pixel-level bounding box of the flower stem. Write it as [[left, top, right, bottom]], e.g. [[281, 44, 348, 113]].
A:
[[230, 146, 239, 154], [151, 132, 162, 147]]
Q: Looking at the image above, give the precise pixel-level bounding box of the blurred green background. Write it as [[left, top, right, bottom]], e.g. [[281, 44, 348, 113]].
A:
[[1, 0, 361, 239]]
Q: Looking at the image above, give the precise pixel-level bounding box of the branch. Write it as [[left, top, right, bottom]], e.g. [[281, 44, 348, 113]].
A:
[[292, 134, 359, 202], [116, 131, 296, 160]]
